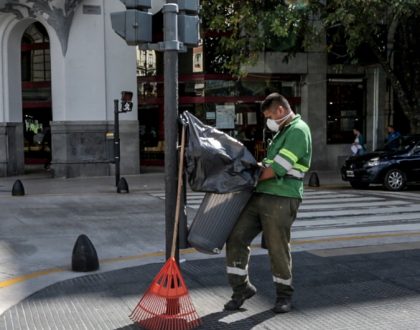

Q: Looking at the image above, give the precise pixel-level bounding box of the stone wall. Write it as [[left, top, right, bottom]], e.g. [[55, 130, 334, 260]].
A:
[[0, 122, 24, 176], [50, 120, 139, 178]]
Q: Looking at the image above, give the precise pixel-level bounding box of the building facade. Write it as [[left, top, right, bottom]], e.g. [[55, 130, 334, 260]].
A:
[[0, 0, 140, 177], [138, 48, 389, 171], [247, 52, 388, 169], [1, 0, 392, 177]]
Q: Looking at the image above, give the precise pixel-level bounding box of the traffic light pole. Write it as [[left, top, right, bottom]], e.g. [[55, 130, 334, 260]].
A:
[[110, 0, 199, 260], [114, 99, 121, 187], [163, 3, 180, 261]]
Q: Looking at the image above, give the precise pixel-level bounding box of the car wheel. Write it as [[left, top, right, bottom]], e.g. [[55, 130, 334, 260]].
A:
[[350, 181, 370, 189], [384, 169, 406, 191]]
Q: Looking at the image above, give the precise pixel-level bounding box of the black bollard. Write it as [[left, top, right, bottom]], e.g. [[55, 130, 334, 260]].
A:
[[117, 177, 129, 193], [308, 172, 320, 187], [71, 234, 99, 272], [12, 179, 25, 196]]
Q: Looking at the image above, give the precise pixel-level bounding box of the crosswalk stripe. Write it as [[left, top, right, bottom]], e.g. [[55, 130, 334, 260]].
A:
[[303, 194, 361, 200], [302, 197, 384, 204], [362, 190, 420, 200], [299, 200, 407, 211], [148, 189, 420, 240], [293, 223, 420, 239], [298, 204, 420, 219], [149, 191, 410, 212], [296, 212, 420, 227], [185, 196, 206, 201], [186, 192, 207, 196], [304, 190, 336, 194]]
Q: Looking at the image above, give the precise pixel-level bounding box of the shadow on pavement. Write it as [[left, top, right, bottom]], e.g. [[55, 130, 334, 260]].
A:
[[2, 249, 420, 329], [197, 310, 276, 329], [114, 310, 276, 330]]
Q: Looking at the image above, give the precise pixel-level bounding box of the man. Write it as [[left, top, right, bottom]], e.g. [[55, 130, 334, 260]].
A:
[[385, 125, 401, 150], [351, 127, 366, 155], [224, 92, 312, 313]]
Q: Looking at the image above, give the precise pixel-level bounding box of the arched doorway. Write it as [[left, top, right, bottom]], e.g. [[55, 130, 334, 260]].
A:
[[21, 22, 52, 170]]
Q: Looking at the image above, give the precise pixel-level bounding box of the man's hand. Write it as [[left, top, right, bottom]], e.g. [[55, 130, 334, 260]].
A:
[[259, 167, 276, 181]]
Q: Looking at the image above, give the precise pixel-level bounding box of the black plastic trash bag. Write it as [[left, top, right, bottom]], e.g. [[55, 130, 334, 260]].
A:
[[180, 111, 260, 193]]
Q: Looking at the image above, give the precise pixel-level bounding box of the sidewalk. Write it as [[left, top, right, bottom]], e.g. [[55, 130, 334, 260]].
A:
[[2, 244, 420, 329], [0, 167, 345, 193], [2, 169, 419, 329]]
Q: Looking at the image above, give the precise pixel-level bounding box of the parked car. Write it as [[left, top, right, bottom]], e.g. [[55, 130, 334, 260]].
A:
[[341, 135, 420, 191]]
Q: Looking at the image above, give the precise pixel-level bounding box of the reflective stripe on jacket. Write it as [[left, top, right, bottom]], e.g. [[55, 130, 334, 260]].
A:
[[257, 115, 312, 199]]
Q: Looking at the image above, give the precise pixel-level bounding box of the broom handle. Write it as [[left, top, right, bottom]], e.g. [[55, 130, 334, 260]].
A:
[[170, 124, 186, 259]]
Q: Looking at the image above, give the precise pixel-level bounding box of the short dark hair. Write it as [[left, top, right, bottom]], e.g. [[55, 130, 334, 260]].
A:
[[260, 92, 291, 112]]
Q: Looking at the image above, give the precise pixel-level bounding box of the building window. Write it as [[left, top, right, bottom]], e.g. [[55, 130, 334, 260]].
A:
[[137, 50, 156, 77], [21, 22, 50, 82], [193, 45, 203, 73], [327, 78, 365, 144]]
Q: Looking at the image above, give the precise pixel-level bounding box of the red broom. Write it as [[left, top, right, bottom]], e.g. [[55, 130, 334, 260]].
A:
[[130, 125, 202, 330]]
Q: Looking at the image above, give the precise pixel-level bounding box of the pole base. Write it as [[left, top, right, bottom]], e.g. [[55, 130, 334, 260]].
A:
[[117, 177, 129, 193], [308, 172, 320, 187]]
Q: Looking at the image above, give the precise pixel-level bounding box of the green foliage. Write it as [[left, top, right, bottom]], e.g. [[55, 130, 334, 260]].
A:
[[323, 0, 418, 58], [201, 0, 420, 129], [201, 0, 312, 76], [201, 0, 420, 72]]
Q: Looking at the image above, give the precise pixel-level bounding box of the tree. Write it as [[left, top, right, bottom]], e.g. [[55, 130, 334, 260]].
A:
[[201, 0, 312, 74], [323, 0, 420, 132], [201, 0, 420, 132]]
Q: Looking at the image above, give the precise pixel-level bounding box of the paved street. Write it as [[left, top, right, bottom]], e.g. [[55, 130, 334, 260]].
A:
[[1, 171, 420, 329], [296, 188, 420, 240], [152, 187, 420, 249], [2, 244, 420, 329]]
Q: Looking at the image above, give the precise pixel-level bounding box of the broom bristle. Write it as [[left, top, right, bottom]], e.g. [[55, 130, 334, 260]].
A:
[[130, 258, 202, 330]]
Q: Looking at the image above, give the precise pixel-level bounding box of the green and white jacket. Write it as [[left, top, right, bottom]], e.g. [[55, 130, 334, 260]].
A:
[[256, 115, 312, 199]]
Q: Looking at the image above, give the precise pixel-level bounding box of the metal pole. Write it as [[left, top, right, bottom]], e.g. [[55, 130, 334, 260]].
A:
[[114, 99, 120, 187], [178, 170, 188, 249], [163, 3, 179, 261]]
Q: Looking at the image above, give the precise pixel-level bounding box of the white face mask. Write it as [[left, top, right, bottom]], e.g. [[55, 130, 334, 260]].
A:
[[266, 112, 292, 132], [266, 119, 280, 132]]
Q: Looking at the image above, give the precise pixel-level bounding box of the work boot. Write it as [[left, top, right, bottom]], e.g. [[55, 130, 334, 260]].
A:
[[272, 296, 292, 313], [224, 283, 257, 311]]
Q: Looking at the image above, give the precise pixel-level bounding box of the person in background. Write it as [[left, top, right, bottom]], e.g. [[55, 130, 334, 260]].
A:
[[385, 125, 401, 150], [33, 128, 44, 146], [42, 127, 52, 170], [224, 93, 312, 314], [351, 128, 366, 156]]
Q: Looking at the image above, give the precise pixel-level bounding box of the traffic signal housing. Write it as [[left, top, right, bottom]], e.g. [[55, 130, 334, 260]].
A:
[[178, 0, 200, 47], [111, 0, 153, 46]]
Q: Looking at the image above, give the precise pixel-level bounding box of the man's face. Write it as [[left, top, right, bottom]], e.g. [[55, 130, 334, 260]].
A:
[[263, 103, 286, 120]]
